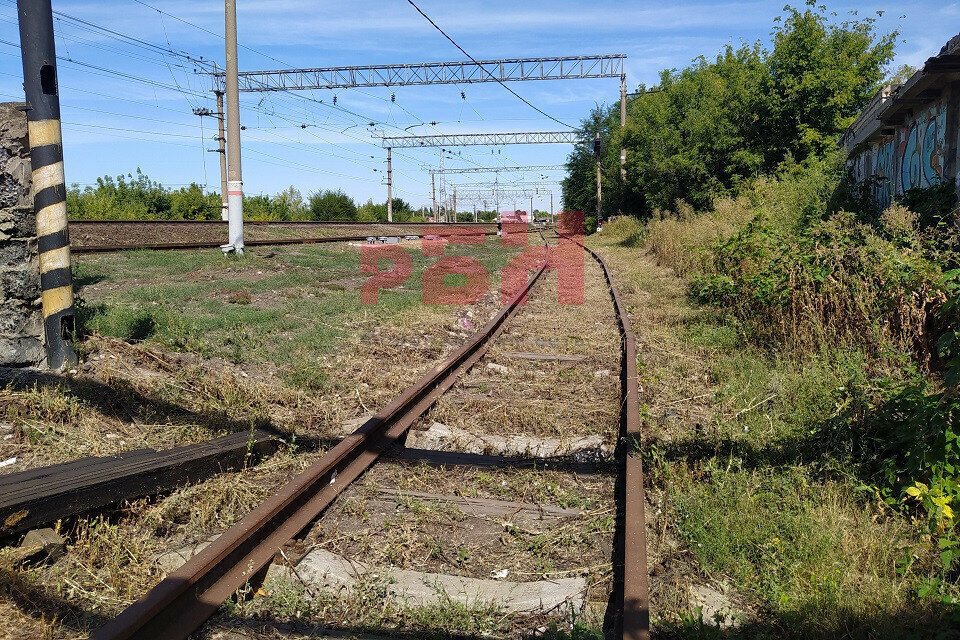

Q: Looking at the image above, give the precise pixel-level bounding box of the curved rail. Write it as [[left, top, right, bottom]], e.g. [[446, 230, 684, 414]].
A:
[[583, 242, 651, 640]]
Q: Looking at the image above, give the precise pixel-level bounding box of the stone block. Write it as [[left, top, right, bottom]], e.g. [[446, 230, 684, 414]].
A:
[[0, 337, 44, 366], [0, 239, 29, 268], [0, 102, 42, 367], [15, 527, 65, 564]]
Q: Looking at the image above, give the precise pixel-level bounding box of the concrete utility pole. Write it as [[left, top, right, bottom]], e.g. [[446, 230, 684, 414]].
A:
[[215, 90, 228, 220], [224, 0, 244, 253], [473, 204, 477, 222], [386, 147, 393, 222], [550, 192, 554, 221], [431, 172, 437, 222], [620, 75, 627, 181], [17, 0, 77, 370], [594, 133, 602, 224], [529, 195, 533, 221], [452, 187, 456, 223]]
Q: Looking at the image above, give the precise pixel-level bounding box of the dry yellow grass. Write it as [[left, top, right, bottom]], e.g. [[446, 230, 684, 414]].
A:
[[645, 196, 755, 278]]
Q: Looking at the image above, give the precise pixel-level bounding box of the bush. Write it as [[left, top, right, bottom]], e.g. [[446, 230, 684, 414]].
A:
[[308, 190, 357, 221], [900, 183, 959, 230], [635, 163, 960, 574], [646, 197, 753, 277], [691, 209, 943, 357]]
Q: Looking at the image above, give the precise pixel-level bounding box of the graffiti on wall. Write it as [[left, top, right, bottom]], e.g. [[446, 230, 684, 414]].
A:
[[848, 99, 949, 209], [874, 138, 896, 209], [898, 101, 947, 192]]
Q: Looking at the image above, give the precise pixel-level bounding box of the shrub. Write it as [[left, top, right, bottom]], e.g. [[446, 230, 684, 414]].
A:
[[691, 210, 943, 358], [646, 197, 754, 277]]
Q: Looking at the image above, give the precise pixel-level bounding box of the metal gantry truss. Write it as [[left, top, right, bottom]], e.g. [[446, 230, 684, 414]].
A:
[[429, 164, 565, 175], [204, 51, 626, 221], [455, 190, 537, 200], [212, 55, 625, 92], [451, 181, 556, 189], [381, 131, 582, 148]]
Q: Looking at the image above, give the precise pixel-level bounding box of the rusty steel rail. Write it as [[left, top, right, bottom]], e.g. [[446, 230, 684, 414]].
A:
[[92, 242, 550, 640], [73, 235, 396, 254], [72, 228, 508, 254], [69, 220, 497, 226], [583, 242, 651, 640], [72, 233, 501, 254]]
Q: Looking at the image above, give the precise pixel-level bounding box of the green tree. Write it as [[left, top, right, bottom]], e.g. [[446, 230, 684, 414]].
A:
[[308, 189, 357, 221], [243, 194, 285, 220], [763, 2, 897, 163], [274, 185, 308, 220], [561, 106, 617, 216], [169, 184, 220, 220], [563, 3, 898, 220], [356, 197, 414, 222]]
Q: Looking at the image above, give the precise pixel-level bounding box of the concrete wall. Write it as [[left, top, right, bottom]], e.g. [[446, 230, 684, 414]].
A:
[[0, 102, 44, 367], [848, 85, 960, 210]]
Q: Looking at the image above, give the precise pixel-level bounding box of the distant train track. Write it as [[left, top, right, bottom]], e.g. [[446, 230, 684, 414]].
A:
[[68, 220, 496, 225], [69, 219, 500, 254]]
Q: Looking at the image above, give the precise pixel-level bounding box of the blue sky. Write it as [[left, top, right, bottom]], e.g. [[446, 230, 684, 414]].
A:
[[0, 0, 956, 212]]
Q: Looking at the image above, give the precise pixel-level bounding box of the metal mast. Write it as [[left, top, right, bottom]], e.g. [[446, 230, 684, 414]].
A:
[[16, 0, 76, 369], [224, 0, 244, 253]]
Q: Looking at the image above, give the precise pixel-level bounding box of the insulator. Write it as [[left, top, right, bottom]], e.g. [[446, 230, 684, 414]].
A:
[[391, 93, 396, 102], [333, 95, 337, 105]]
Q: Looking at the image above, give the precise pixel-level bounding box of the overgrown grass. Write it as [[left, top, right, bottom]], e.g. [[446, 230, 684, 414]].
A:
[[74, 238, 523, 390], [590, 192, 960, 637]]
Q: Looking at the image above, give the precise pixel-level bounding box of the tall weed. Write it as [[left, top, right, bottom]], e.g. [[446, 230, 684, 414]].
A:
[[646, 197, 754, 277], [691, 210, 943, 360]]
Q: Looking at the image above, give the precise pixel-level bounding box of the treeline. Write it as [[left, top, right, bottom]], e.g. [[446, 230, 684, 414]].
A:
[[585, 0, 960, 588], [66, 170, 435, 222], [564, 4, 897, 217]]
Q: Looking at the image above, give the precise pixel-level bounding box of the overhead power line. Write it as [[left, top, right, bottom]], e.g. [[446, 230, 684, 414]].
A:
[[0, 38, 210, 100], [404, 0, 578, 128]]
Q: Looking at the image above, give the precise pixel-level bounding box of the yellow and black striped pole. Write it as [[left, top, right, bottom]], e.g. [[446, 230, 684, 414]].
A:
[[17, 0, 77, 370]]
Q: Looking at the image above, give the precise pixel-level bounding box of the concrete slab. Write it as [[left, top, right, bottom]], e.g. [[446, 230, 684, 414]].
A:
[[274, 548, 585, 615], [375, 488, 583, 521], [406, 421, 608, 458], [389, 567, 584, 613], [154, 535, 218, 574], [689, 583, 743, 628], [14, 527, 65, 564], [498, 351, 587, 363]]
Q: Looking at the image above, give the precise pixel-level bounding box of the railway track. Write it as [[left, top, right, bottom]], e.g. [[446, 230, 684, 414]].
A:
[[87, 231, 649, 640], [68, 219, 499, 253]]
